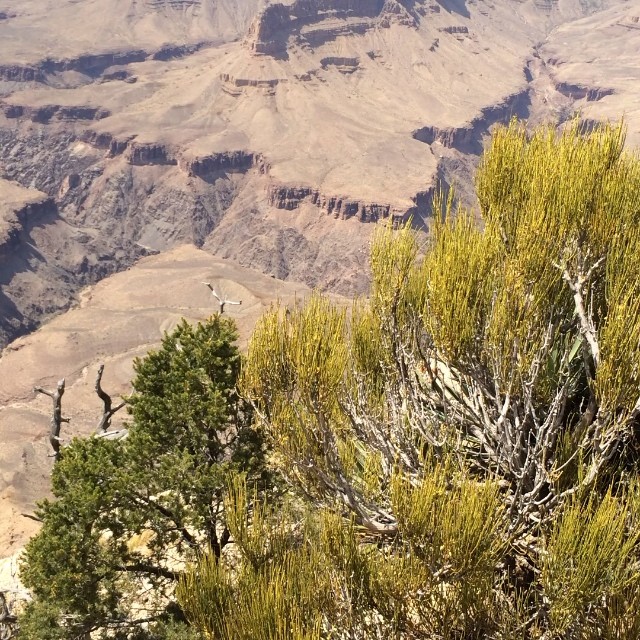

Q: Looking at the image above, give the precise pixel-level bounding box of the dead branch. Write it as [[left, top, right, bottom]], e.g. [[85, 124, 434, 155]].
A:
[[95, 364, 126, 434], [559, 256, 604, 370], [0, 593, 17, 624], [21, 512, 43, 523], [34, 378, 68, 463], [202, 282, 242, 314]]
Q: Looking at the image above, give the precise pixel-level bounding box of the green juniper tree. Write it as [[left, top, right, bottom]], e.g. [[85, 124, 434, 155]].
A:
[[19, 315, 266, 639], [179, 120, 640, 639]]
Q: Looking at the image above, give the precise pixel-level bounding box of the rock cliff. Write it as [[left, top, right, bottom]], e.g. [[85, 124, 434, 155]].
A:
[[0, 170, 150, 348], [245, 0, 424, 55], [180, 151, 267, 178], [0, 0, 631, 349], [0, 181, 65, 345], [555, 81, 615, 102], [266, 183, 429, 223], [0, 181, 52, 263], [412, 89, 531, 153]]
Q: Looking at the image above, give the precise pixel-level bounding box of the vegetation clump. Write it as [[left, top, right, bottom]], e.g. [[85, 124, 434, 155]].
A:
[[18, 316, 267, 639], [181, 120, 640, 639], [17, 120, 640, 639]]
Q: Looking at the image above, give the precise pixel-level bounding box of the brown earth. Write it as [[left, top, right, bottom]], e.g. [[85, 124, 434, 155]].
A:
[[0, 244, 323, 558], [1, 0, 640, 560]]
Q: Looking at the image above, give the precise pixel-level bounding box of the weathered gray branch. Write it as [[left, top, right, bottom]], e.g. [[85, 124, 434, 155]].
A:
[[34, 378, 68, 463], [202, 282, 242, 314], [33, 365, 127, 464], [0, 592, 18, 640], [95, 364, 126, 434], [0, 593, 17, 624], [559, 256, 604, 371]]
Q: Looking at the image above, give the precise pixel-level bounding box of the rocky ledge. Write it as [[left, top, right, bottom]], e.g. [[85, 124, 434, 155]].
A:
[[246, 0, 417, 57], [0, 44, 210, 87], [1, 102, 111, 123], [320, 56, 360, 73], [555, 81, 614, 102], [0, 184, 54, 263], [80, 130, 132, 156], [179, 151, 269, 179], [0, 65, 45, 83], [267, 182, 433, 223], [412, 89, 530, 153], [125, 142, 178, 166], [80, 131, 270, 176]]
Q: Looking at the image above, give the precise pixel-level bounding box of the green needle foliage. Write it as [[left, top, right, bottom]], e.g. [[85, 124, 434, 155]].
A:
[[18, 316, 267, 639]]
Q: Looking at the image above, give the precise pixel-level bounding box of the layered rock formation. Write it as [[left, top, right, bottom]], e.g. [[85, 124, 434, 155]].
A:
[[0, 0, 637, 350], [246, 0, 397, 55]]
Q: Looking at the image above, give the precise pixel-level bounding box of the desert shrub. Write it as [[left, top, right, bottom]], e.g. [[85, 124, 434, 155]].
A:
[[210, 120, 640, 638]]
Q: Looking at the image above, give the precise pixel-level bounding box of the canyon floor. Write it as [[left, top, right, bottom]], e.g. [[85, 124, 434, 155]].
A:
[[1, 0, 640, 563]]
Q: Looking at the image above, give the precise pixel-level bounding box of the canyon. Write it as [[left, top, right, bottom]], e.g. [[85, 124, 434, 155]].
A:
[[1, 0, 640, 567]]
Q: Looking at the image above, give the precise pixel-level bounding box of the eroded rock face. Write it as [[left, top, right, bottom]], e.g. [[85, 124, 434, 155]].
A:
[[267, 183, 407, 223], [0, 184, 52, 263], [0, 65, 45, 82], [246, 0, 393, 55], [80, 130, 131, 156], [125, 142, 177, 166], [180, 151, 266, 178], [412, 90, 531, 153], [0, 128, 244, 347], [0, 180, 86, 346], [1, 102, 110, 123], [413, 124, 474, 150], [0, 0, 632, 350], [555, 82, 615, 102]]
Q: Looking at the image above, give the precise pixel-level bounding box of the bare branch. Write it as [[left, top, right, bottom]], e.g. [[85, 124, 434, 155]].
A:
[[95, 364, 126, 434], [560, 258, 604, 370], [34, 378, 67, 463], [202, 282, 242, 314], [21, 512, 43, 523], [0, 592, 18, 625]]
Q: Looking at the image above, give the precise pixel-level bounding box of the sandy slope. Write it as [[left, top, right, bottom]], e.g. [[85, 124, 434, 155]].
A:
[[541, 2, 640, 147], [0, 245, 320, 558], [0, 0, 261, 62]]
